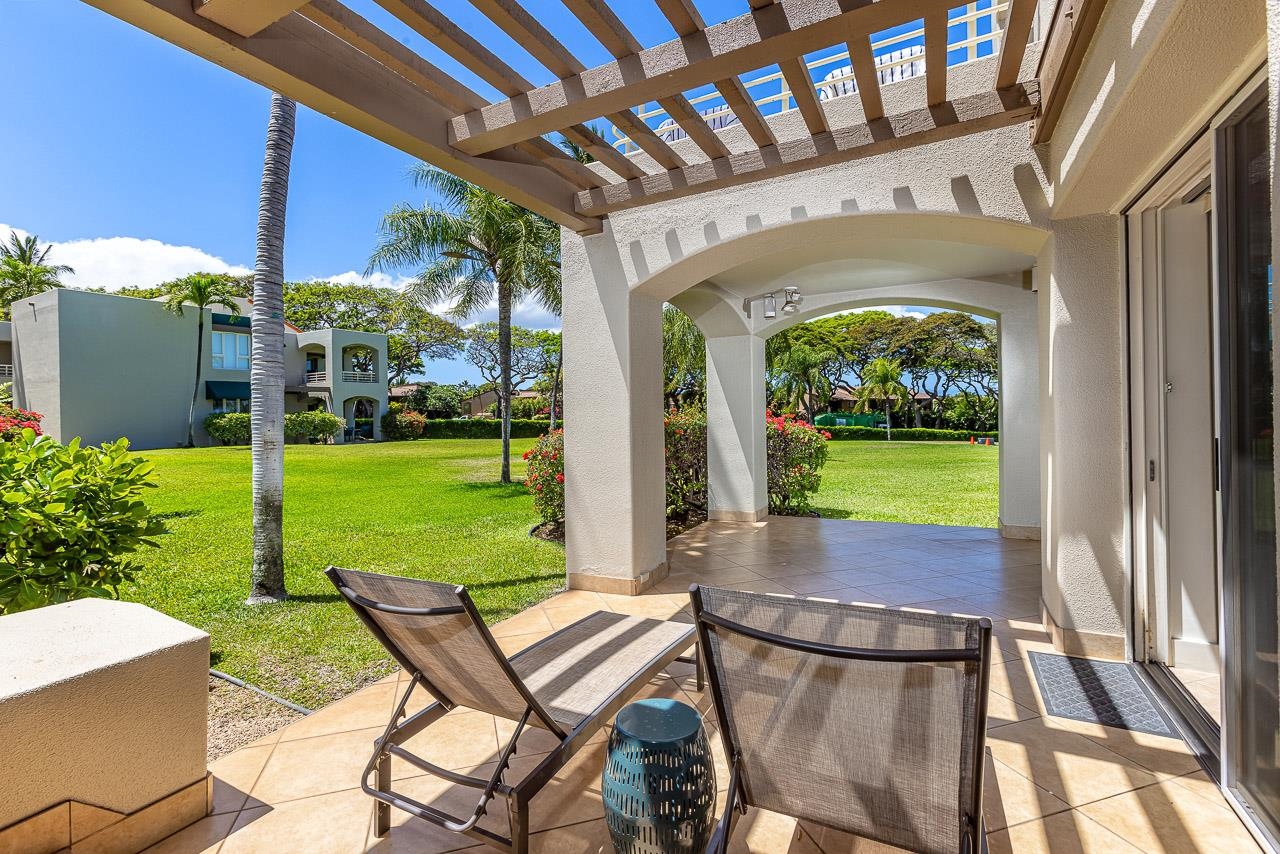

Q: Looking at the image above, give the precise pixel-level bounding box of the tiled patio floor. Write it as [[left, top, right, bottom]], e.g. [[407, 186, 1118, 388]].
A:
[[150, 518, 1261, 853]]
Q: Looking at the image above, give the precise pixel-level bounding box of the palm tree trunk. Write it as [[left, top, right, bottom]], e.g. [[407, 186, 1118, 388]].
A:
[[188, 313, 204, 448], [885, 402, 892, 440], [497, 280, 513, 483], [248, 93, 295, 605]]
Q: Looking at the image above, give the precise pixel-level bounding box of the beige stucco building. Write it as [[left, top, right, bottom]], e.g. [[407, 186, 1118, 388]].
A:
[[5, 288, 388, 449]]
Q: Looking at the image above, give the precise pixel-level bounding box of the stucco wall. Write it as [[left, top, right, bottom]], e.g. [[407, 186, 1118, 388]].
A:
[[0, 599, 209, 825], [1037, 214, 1129, 642]]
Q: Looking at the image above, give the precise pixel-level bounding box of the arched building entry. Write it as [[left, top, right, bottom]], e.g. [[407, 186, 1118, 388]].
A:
[[561, 211, 1048, 593]]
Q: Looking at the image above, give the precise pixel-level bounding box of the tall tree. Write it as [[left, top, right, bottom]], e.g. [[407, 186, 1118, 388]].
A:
[[771, 343, 837, 422], [0, 232, 74, 317], [248, 93, 296, 605], [662, 305, 705, 405], [465, 323, 546, 405], [854, 357, 913, 440], [368, 165, 560, 483], [162, 274, 242, 447]]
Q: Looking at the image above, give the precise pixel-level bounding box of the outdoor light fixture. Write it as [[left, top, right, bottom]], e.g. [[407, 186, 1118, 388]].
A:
[[742, 287, 800, 319], [782, 286, 801, 313]]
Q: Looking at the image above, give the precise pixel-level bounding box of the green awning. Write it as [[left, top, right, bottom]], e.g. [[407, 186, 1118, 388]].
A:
[[212, 313, 250, 328], [206, 381, 251, 401]]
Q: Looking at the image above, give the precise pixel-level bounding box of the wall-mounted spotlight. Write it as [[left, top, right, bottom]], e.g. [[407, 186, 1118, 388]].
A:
[[743, 287, 800, 319]]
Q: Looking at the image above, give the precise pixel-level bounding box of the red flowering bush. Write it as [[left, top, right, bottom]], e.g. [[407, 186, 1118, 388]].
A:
[[524, 429, 565, 523], [766, 410, 830, 515], [0, 405, 42, 440], [665, 406, 707, 518], [380, 406, 427, 440]]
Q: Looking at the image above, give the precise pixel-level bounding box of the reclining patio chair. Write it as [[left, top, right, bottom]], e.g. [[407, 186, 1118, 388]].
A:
[[690, 585, 992, 854], [326, 567, 697, 853]]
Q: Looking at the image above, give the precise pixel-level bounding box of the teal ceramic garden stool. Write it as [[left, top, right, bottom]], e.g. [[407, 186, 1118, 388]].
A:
[[602, 698, 717, 853]]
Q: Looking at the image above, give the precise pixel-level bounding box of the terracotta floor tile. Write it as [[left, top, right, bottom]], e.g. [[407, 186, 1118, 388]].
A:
[[209, 743, 274, 814], [219, 789, 374, 854], [141, 811, 238, 854], [279, 683, 398, 742], [1078, 778, 1262, 853], [985, 809, 1144, 853], [985, 718, 1161, 806]]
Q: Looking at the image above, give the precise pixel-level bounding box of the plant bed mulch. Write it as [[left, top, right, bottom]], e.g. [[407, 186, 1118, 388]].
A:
[[531, 510, 707, 545], [207, 676, 303, 762]]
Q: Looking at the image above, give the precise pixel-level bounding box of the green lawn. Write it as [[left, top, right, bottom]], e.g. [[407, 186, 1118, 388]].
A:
[[812, 441, 999, 528], [125, 439, 562, 708], [124, 439, 997, 707]]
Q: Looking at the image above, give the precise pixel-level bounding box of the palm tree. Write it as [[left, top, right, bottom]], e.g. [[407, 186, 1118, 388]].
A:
[[248, 93, 296, 605], [0, 232, 74, 317], [162, 274, 242, 448], [662, 305, 705, 405], [368, 164, 560, 483], [772, 343, 835, 422], [557, 124, 603, 164], [855, 357, 913, 440]]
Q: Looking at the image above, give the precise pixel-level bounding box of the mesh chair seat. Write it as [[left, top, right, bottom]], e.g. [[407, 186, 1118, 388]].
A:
[[512, 611, 696, 727]]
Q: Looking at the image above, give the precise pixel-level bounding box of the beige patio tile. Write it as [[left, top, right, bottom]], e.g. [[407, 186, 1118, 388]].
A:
[[1038, 716, 1202, 780], [219, 790, 374, 854], [985, 810, 1144, 853], [141, 811, 239, 854], [540, 589, 607, 608], [542, 599, 613, 630], [1165, 770, 1227, 804], [727, 809, 824, 853], [489, 606, 555, 638], [1078, 777, 1262, 853], [279, 682, 398, 742], [988, 656, 1044, 713], [209, 743, 274, 814], [397, 709, 503, 773], [495, 630, 553, 655], [810, 824, 911, 852], [982, 752, 1071, 831], [774, 572, 848, 595], [250, 726, 388, 804], [806, 587, 894, 607], [668, 565, 764, 586], [984, 689, 1040, 730], [985, 718, 1161, 807]]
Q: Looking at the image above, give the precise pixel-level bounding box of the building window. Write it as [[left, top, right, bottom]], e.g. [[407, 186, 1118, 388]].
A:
[[212, 331, 250, 370], [213, 398, 249, 413]]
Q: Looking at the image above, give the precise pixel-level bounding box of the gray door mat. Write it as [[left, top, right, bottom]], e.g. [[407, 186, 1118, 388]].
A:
[[1027, 651, 1181, 738]]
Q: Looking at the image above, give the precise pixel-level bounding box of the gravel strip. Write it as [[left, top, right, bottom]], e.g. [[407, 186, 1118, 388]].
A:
[[207, 676, 303, 762]]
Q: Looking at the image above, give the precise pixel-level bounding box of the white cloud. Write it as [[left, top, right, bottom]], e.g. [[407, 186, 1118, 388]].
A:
[[0, 224, 251, 290], [313, 270, 414, 289]]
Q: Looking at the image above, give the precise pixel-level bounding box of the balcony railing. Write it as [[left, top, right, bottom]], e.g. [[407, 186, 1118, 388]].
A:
[[341, 370, 378, 384], [0, 365, 12, 379], [305, 371, 328, 385], [612, 1, 1014, 153]]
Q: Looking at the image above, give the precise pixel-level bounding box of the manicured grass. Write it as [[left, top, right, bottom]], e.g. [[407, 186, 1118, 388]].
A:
[[124, 439, 996, 707], [124, 440, 561, 708], [812, 441, 999, 528]]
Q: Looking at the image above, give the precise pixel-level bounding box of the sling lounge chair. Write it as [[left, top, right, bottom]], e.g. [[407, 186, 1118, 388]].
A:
[[690, 585, 992, 854], [326, 566, 697, 853]]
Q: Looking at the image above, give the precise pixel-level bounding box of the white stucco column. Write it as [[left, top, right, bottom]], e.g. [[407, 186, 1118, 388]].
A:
[[1038, 214, 1129, 660], [562, 227, 668, 594], [997, 294, 1040, 538], [706, 334, 767, 522]]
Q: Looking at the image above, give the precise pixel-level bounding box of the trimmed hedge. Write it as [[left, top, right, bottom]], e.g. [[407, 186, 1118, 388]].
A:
[[422, 419, 548, 439], [825, 426, 999, 441]]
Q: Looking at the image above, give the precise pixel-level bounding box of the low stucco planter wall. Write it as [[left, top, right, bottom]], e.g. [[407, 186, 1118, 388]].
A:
[[0, 599, 210, 852]]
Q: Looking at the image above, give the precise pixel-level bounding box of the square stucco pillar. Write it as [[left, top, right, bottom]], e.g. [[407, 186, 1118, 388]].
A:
[[706, 334, 767, 521], [1038, 214, 1129, 660], [562, 228, 668, 594], [997, 295, 1040, 539]]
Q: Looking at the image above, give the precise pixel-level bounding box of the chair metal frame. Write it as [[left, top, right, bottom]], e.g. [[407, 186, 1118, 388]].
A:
[[689, 584, 993, 854], [327, 567, 697, 853]]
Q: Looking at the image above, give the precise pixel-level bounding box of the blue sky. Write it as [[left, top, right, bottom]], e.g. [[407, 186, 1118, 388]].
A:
[[0, 0, 966, 382]]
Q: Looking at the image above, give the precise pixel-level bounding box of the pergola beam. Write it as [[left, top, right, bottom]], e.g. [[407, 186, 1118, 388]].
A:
[[575, 82, 1039, 216], [193, 0, 307, 36], [449, 0, 955, 156], [995, 0, 1039, 89], [84, 0, 601, 232], [925, 11, 947, 106]]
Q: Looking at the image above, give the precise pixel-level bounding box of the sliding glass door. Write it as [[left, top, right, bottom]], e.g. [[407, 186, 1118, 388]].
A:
[[1220, 91, 1279, 841]]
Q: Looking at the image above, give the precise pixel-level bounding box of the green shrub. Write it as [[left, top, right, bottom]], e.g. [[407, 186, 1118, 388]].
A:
[[665, 407, 707, 518], [422, 419, 548, 439], [0, 431, 165, 614], [510, 396, 548, 420], [823, 426, 998, 441], [766, 412, 830, 515], [382, 410, 427, 440], [524, 430, 564, 523], [204, 412, 251, 445], [284, 411, 344, 442]]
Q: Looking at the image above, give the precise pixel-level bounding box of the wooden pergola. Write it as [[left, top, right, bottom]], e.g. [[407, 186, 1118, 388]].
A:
[[84, 0, 1098, 234]]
